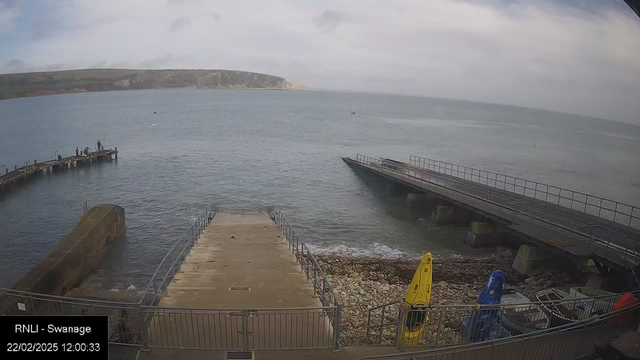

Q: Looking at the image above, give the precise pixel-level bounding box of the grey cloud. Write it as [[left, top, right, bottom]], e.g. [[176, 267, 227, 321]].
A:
[[168, 16, 191, 31], [248, 58, 280, 69], [289, 61, 305, 69], [41, 63, 68, 71], [31, 16, 112, 39], [68, 17, 115, 32], [38, 0, 76, 17], [90, 61, 107, 68], [167, 0, 194, 5], [137, 54, 191, 68], [313, 10, 342, 32], [0, 59, 70, 74], [0, 0, 19, 8], [108, 61, 131, 68], [3, 59, 26, 73], [31, 18, 62, 39]]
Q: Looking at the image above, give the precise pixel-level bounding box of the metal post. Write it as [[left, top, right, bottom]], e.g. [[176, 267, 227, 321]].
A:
[[394, 305, 405, 351], [333, 303, 342, 351], [242, 309, 250, 352], [139, 307, 150, 351], [313, 266, 318, 296], [322, 277, 327, 305]]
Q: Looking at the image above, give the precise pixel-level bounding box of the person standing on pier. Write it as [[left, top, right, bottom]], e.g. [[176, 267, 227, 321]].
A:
[[75, 147, 79, 156], [97, 140, 102, 151]]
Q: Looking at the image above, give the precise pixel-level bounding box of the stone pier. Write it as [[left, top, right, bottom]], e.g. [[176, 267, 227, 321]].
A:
[[512, 244, 560, 275], [431, 205, 474, 225], [466, 221, 506, 247], [405, 193, 440, 210]]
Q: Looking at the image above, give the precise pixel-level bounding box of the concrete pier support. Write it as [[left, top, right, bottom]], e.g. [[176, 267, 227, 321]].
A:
[[512, 244, 560, 275], [466, 221, 505, 247], [406, 193, 440, 210], [432, 205, 455, 224], [387, 183, 410, 196], [431, 205, 474, 224]]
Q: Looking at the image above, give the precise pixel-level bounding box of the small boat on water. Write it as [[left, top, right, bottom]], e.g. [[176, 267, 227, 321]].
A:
[[497, 289, 549, 334], [535, 288, 592, 326]]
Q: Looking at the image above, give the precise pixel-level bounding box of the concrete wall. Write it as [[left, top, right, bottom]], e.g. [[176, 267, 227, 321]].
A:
[[10, 204, 125, 295]]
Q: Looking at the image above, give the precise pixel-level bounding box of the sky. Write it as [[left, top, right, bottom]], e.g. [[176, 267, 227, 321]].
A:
[[0, 0, 639, 124]]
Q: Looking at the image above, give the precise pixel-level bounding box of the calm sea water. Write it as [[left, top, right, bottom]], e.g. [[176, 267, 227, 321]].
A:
[[1, 89, 639, 290]]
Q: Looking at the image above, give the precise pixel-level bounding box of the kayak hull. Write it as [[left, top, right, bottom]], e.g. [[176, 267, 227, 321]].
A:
[[403, 253, 433, 346]]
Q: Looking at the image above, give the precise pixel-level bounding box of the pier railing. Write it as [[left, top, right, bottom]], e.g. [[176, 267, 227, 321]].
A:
[[140, 305, 338, 350], [0, 285, 340, 351], [0, 287, 144, 346], [409, 155, 640, 230], [140, 205, 215, 306], [364, 298, 640, 360], [354, 155, 640, 265], [273, 205, 342, 350], [366, 290, 634, 349], [1, 205, 342, 352]]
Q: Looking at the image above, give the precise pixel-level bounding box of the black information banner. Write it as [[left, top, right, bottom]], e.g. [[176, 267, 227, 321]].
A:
[[1, 316, 108, 359]]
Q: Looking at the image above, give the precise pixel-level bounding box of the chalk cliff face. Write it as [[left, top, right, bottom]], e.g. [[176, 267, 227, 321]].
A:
[[0, 69, 309, 100]]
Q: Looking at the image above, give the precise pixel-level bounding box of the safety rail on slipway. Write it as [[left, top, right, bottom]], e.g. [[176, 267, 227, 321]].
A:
[[273, 205, 342, 349], [1, 204, 343, 351], [139, 204, 214, 307]]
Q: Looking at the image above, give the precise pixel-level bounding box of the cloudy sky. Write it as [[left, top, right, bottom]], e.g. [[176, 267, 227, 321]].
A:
[[0, 0, 639, 124]]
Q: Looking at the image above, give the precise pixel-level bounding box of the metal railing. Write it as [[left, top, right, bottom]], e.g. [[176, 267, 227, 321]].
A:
[[273, 205, 342, 350], [0, 287, 144, 345], [367, 300, 403, 346], [354, 155, 640, 267], [2, 205, 343, 352], [140, 205, 214, 306], [409, 155, 640, 230], [142, 305, 337, 350], [0, 286, 339, 351], [364, 299, 640, 360], [367, 291, 631, 350]]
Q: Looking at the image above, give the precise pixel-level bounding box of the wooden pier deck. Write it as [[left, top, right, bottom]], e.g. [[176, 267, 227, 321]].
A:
[[343, 155, 640, 272], [0, 148, 118, 192]]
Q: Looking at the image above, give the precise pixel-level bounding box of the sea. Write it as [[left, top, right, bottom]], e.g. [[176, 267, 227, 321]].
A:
[[1, 89, 639, 290]]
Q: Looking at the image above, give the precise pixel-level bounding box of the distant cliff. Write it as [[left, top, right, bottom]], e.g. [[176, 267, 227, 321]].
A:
[[0, 69, 309, 100]]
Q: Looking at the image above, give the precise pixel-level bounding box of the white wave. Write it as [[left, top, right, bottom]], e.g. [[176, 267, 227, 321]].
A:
[[305, 242, 419, 259]]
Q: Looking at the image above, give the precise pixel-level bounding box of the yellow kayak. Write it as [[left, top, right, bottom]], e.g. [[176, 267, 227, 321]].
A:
[[403, 252, 432, 346]]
